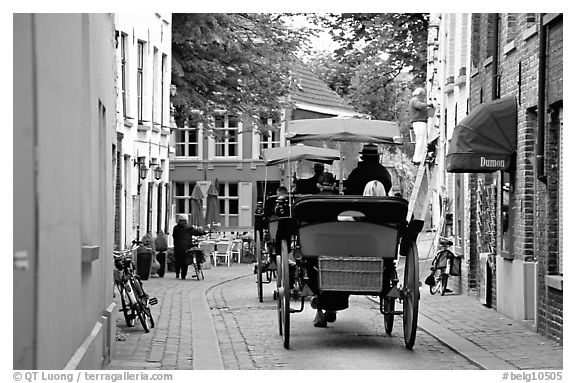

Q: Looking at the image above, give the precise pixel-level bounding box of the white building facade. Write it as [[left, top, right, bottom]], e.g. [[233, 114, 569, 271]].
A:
[[114, 13, 173, 248], [429, 13, 474, 293]]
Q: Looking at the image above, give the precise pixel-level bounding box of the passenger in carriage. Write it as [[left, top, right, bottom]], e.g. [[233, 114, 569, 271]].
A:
[[310, 171, 344, 327], [316, 172, 337, 195], [345, 144, 392, 196], [295, 162, 324, 194]]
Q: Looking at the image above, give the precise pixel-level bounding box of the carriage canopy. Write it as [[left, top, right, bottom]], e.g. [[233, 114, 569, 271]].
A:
[[286, 116, 403, 144]]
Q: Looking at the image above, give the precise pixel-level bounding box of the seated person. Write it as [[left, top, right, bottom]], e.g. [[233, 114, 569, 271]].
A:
[[294, 163, 324, 194], [276, 185, 288, 196], [316, 172, 337, 195], [345, 144, 392, 196], [363, 180, 387, 196]]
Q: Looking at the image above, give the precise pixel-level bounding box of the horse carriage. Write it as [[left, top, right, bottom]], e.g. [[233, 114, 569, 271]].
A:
[[254, 145, 340, 302], [255, 117, 424, 350]]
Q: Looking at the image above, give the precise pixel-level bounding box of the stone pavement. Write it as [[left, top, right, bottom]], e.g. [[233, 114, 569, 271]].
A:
[[107, 263, 245, 370], [108, 236, 563, 370], [415, 232, 563, 370]]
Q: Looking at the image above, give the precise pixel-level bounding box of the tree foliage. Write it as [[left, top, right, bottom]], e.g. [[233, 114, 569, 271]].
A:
[[303, 14, 428, 158], [306, 14, 428, 119], [171, 13, 311, 132]]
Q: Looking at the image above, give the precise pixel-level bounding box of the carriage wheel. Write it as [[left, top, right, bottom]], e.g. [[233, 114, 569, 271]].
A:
[[276, 254, 283, 336], [255, 231, 263, 303], [403, 241, 419, 350], [279, 240, 290, 349], [383, 298, 395, 335]]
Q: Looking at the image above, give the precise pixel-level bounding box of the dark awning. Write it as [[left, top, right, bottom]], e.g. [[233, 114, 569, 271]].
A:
[[446, 96, 517, 173]]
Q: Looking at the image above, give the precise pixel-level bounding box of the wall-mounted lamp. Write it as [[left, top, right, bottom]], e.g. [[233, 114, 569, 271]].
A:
[[153, 165, 163, 180], [148, 159, 163, 181], [134, 158, 149, 180]]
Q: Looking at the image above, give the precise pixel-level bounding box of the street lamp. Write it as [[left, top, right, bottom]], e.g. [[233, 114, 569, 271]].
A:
[[153, 165, 163, 180]]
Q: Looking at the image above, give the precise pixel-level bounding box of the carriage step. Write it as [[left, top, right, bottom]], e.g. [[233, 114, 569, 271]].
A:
[[148, 297, 158, 305]]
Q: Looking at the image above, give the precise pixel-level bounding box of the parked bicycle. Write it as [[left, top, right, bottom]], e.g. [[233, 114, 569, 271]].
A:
[[185, 237, 205, 280], [114, 240, 158, 332], [427, 236, 461, 296]]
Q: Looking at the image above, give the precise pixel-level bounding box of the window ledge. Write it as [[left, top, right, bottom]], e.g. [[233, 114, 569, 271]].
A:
[[503, 41, 516, 56], [471, 67, 479, 78], [444, 83, 454, 94], [543, 13, 562, 26], [483, 56, 493, 68], [545, 275, 563, 291], [123, 119, 133, 128], [137, 124, 151, 132], [161, 128, 170, 136], [455, 75, 467, 86], [522, 25, 538, 41], [152, 124, 161, 133]]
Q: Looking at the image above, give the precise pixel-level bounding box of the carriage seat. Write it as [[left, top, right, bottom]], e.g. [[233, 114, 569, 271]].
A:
[[293, 195, 408, 259]]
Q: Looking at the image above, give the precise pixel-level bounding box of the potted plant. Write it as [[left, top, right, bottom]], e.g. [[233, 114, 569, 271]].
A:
[[154, 230, 168, 277], [137, 233, 155, 280]]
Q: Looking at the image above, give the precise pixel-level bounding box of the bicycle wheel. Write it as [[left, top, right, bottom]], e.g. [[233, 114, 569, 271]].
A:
[[440, 274, 449, 296], [402, 241, 419, 350], [118, 284, 136, 327], [279, 240, 290, 349], [255, 231, 263, 303], [131, 279, 153, 333]]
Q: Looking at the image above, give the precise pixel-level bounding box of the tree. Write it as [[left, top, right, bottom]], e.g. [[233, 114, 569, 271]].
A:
[[171, 13, 311, 133], [305, 14, 428, 117]]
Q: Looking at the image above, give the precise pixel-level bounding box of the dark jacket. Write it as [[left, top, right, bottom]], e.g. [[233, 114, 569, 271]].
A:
[[172, 223, 205, 255], [295, 175, 321, 194], [345, 160, 392, 196], [409, 97, 429, 122]]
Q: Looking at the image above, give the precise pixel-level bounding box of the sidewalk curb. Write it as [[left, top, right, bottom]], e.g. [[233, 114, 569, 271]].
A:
[[417, 314, 516, 370], [193, 269, 253, 370]]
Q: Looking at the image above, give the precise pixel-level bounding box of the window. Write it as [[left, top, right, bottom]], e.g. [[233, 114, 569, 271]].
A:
[[137, 41, 145, 123], [259, 118, 281, 150], [504, 13, 517, 43], [161, 54, 167, 128], [214, 115, 239, 157], [120, 32, 128, 118], [175, 121, 200, 157], [152, 47, 158, 125], [218, 182, 239, 227], [174, 182, 197, 216]]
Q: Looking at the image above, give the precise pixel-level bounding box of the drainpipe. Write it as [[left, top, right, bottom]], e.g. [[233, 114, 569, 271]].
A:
[[537, 14, 547, 184], [492, 13, 500, 100]]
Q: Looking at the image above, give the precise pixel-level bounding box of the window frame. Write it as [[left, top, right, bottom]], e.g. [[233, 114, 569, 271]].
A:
[[218, 182, 239, 227], [173, 182, 198, 217], [137, 40, 145, 124], [175, 122, 202, 158], [120, 32, 128, 119], [211, 114, 241, 159]]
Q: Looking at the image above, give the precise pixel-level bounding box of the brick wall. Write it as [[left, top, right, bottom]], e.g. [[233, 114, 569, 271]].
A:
[[470, 13, 562, 343]]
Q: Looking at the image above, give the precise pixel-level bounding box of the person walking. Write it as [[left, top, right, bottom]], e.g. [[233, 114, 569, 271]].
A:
[[409, 87, 434, 165], [172, 214, 206, 279]]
